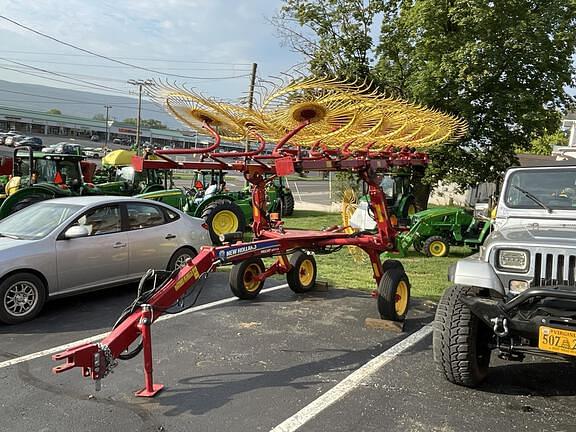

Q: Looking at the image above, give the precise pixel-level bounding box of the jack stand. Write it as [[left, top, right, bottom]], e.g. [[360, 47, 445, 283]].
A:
[[135, 305, 164, 397]]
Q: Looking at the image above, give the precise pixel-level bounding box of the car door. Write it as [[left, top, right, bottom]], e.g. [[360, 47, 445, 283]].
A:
[[55, 204, 129, 294], [125, 202, 179, 278]]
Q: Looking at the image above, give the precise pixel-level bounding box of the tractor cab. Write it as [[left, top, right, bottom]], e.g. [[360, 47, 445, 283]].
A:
[[379, 171, 417, 220]]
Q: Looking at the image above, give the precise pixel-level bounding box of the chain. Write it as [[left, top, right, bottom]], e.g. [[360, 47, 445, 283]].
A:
[[97, 343, 118, 378]]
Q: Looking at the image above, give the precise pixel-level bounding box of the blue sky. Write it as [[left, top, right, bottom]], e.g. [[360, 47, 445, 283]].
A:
[[0, 0, 303, 101]]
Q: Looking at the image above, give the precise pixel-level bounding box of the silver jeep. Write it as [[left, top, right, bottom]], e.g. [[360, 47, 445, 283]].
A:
[[433, 164, 576, 386]]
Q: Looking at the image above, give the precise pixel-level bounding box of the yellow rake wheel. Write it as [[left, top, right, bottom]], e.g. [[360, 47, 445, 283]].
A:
[[287, 250, 317, 293], [341, 188, 366, 263], [229, 257, 265, 300]]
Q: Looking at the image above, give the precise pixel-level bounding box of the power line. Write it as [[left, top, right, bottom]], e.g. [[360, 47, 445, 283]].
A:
[[0, 65, 128, 94], [0, 57, 126, 93], [0, 16, 252, 80], [0, 49, 253, 66]]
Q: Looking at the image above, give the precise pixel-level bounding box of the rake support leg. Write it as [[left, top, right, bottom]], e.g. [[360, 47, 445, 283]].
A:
[[134, 305, 164, 397]]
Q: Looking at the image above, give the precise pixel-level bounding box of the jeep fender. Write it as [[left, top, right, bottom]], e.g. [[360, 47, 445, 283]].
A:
[[448, 256, 504, 295]]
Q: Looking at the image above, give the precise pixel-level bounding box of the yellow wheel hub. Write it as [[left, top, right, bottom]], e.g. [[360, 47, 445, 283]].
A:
[[243, 263, 262, 292], [395, 281, 409, 316], [212, 210, 238, 235], [429, 240, 447, 257], [298, 259, 315, 286]]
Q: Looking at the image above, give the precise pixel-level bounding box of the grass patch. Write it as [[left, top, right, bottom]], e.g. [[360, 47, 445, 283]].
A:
[[280, 210, 471, 301]]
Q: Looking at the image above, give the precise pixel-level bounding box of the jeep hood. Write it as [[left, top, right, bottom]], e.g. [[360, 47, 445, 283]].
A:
[[486, 224, 576, 248]]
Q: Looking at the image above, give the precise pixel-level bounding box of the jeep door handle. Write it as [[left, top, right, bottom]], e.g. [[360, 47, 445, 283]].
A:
[[112, 242, 127, 248], [165, 234, 176, 239]]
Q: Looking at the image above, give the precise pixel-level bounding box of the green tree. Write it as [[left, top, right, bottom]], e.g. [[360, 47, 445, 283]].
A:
[[272, 0, 383, 78], [93, 113, 106, 121], [47, 108, 62, 115], [276, 0, 576, 196], [523, 129, 569, 155], [122, 118, 167, 129], [375, 0, 576, 188]]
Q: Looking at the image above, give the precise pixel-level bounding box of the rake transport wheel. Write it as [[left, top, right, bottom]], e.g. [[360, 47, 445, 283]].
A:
[[433, 285, 493, 387], [202, 200, 246, 245], [287, 250, 317, 293], [230, 257, 265, 300], [424, 236, 450, 258], [377, 263, 410, 321]]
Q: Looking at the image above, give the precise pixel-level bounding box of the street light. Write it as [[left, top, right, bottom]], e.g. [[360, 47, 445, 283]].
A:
[[127, 79, 153, 156], [104, 105, 111, 150]]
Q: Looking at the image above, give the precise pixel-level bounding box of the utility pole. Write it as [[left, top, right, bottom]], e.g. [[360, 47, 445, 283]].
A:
[[245, 63, 257, 152], [128, 79, 153, 156], [104, 105, 111, 150]]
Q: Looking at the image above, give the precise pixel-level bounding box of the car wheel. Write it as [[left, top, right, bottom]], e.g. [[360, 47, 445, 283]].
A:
[[201, 200, 246, 245], [424, 235, 450, 257], [287, 250, 317, 293], [0, 273, 46, 324], [433, 285, 492, 387], [168, 247, 197, 271], [377, 264, 410, 321], [229, 257, 265, 299]]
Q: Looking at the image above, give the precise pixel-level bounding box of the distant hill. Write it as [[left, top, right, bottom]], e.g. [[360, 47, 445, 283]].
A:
[[0, 79, 182, 129]]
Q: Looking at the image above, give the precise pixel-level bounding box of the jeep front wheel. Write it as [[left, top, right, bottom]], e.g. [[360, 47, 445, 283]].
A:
[[433, 285, 492, 387]]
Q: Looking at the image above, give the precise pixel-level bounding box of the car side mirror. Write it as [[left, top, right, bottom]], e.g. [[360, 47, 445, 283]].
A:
[[64, 225, 89, 239]]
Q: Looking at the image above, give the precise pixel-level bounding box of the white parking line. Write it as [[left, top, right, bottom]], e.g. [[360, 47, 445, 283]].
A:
[[0, 284, 288, 370], [270, 324, 433, 432]]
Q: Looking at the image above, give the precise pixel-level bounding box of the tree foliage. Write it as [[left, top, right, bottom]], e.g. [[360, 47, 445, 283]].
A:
[[524, 129, 569, 155], [93, 113, 106, 121], [276, 0, 576, 187], [122, 118, 167, 129], [47, 108, 62, 115]]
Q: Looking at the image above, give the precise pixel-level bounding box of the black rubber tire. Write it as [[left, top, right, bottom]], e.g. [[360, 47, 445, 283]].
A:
[[377, 265, 410, 321], [287, 250, 317, 293], [167, 247, 197, 271], [282, 192, 295, 216], [229, 257, 265, 300], [9, 195, 49, 215], [382, 259, 404, 274], [201, 200, 246, 245], [0, 273, 47, 324], [432, 285, 492, 387], [424, 235, 450, 258]]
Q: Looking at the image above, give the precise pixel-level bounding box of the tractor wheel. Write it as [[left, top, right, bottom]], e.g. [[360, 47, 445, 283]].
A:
[[9, 195, 50, 215], [229, 257, 265, 299], [0, 273, 46, 324], [433, 285, 492, 387], [282, 192, 295, 216], [377, 265, 410, 321], [287, 250, 317, 293], [424, 236, 450, 258], [201, 200, 246, 245], [404, 197, 417, 218]]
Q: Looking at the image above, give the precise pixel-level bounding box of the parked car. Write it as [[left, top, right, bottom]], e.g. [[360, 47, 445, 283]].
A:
[[15, 137, 44, 151], [4, 134, 25, 146], [83, 147, 108, 158], [44, 142, 84, 155], [90, 135, 100, 142], [0, 195, 210, 324]]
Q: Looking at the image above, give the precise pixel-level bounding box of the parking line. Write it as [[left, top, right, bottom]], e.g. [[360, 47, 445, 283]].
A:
[[0, 284, 288, 370], [270, 324, 433, 432]]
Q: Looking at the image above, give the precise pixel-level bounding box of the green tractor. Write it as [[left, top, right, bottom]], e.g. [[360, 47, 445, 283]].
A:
[[395, 204, 493, 257], [137, 169, 294, 244], [92, 150, 168, 196], [0, 146, 100, 218]]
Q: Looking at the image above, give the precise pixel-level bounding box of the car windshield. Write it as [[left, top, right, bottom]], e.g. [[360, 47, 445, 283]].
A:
[[0, 203, 81, 239], [505, 169, 576, 210]]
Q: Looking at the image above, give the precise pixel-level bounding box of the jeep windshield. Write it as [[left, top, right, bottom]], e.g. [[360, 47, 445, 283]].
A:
[[505, 168, 576, 210]]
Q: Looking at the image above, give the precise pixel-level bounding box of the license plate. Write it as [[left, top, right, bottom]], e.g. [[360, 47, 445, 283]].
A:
[[539, 326, 576, 356]]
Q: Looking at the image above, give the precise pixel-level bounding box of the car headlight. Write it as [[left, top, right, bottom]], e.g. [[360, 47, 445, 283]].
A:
[[497, 249, 529, 272]]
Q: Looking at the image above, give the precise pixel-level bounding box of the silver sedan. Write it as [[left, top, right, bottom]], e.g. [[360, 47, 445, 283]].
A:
[[0, 195, 211, 324]]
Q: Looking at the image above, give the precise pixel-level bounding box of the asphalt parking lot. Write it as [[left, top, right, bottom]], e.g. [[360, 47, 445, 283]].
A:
[[1, 272, 576, 432]]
